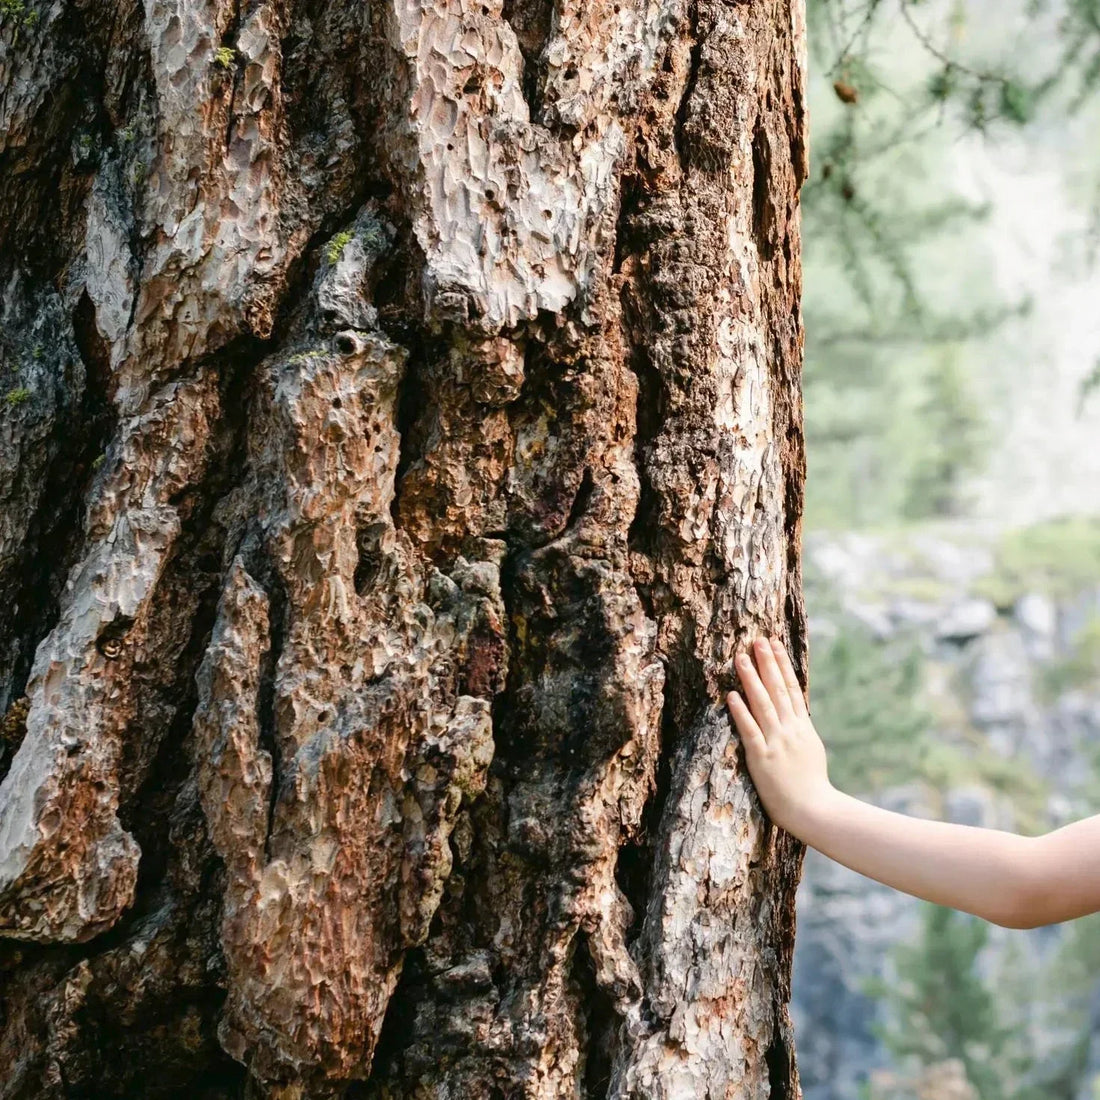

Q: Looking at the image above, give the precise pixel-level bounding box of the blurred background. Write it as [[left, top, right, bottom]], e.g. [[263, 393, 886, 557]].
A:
[[790, 2, 1100, 1098]]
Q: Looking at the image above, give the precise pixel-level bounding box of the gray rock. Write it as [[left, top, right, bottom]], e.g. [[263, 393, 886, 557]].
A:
[[936, 598, 997, 644], [908, 532, 995, 588], [848, 601, 896, 639], [943, 784, 996, 828], [1015, 591, 1056, 655], [967, 628, 1037, 728], [888, 597, 942, 631]]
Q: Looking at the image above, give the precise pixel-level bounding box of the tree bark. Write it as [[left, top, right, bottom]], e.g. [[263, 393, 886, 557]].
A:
[[0, 0, 808, 1095]]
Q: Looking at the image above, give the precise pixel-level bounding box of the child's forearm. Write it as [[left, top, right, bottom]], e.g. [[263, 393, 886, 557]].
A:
[[792, 787, 1037, 927], [729, 637, 1100, 929]]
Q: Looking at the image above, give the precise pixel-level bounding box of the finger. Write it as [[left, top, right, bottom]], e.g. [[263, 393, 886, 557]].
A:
[[736, 651, 780, 732], [727, 691, 767, 751], [753, 636, 793, 718], [771, 637, 808, 717]]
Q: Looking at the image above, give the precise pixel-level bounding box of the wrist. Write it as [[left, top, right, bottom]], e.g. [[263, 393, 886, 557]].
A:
[[782, 781, 844, 843]]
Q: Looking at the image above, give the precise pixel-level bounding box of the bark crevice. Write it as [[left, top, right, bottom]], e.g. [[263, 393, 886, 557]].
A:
[[501, 0, 555, 122], [252, 560, 288, 863], [573, 931, 618, 1100]]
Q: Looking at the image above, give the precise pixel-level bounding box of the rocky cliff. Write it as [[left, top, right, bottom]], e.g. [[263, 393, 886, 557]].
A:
[[792, 521, 1100, 1100]]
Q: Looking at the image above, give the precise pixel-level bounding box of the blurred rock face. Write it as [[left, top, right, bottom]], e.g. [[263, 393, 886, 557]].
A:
[[793, 526, 1100, 1100]]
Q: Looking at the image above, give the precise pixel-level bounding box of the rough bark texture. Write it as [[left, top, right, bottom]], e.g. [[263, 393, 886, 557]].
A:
[[0, 0, 807, 1095]]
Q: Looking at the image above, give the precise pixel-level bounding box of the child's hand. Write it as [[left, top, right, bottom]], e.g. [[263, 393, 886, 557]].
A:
[[726, 637, 835, 836], [728, 639, 1100, 928]]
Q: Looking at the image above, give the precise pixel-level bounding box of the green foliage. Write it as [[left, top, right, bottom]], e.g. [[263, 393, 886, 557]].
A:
[[870, 904, 1009, 1100], [1039, 613, 1100, 700], [1052, 0, 1100, 109], [957, 75, 1042, 132], [928, 66, 957, 103], [326, 230, 354, 265], [975, 517, 1100, 606], [800, 12, 1013, 528], [860, 601, 1100, 1100], [1078, 358, 1100, 415], [936, 740, 1049, 834], [1046, 911, 1100, 1010], [869, 899, 1099, 1100], [809, 618, 931, 793], [801, 0, 1100, 529], [998, 79, 1039, 124], [809, 611, 1049, 820], [900, 353, 986, 520], [804, 338, 993, 529], [214, 46, 236, 69], [5, 387, 31, 407]]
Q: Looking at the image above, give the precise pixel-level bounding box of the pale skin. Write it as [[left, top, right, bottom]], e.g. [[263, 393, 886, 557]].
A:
[[727, 636, 1100, 929]]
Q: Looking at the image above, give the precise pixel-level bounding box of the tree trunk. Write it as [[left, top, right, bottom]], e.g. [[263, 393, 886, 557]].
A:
[[0, 0, 808, 1095]]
